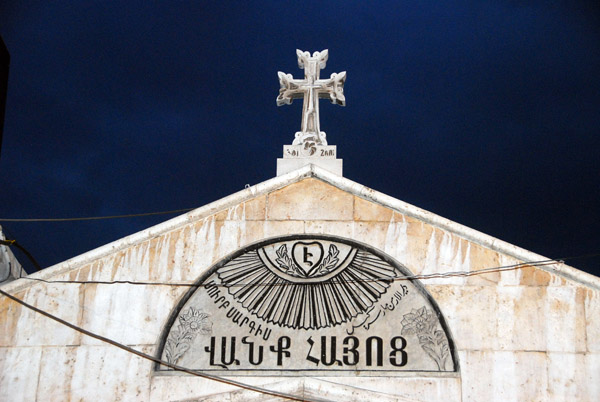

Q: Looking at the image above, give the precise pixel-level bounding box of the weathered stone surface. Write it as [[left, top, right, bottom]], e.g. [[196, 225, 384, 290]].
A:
[[352, 221, 390, 250], [428, 285, 498, 351], [354, 196, 394, 222], [303, 220, 354, 238], [2, 284, 83, 347], [187, 377, 452, 402], [36, 346, 78, 401], [68, 346, 152, 401], [496, 286, 586, 352], [150, 375, 245, 402], [460, 350, 549, 401], [584, 289, 600, 352], [80, 283, 182, 346], [263, 220, 305, 238], [1, 168, 598, 401], [0, 346, 42, 401], [419, 228, 470, 286], [267, 178, 353, 221], [546, 352, 590, 400], [584, 353, 600, 398], [317, 376, 462, 401]]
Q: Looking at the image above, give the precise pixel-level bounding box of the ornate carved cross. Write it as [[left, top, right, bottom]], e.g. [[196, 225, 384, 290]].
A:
[[277, 49, 346, 146]]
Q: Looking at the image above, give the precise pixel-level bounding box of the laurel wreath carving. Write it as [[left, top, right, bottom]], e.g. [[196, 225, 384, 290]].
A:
[[275, 244, 303, 276], [317, 244, 339, 275], [274, 243, 340, 277]]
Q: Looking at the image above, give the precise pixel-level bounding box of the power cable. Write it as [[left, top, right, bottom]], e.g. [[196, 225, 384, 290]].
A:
[[0, 287, 331, 402], [1, 242, 598, 399], [0, 208, 195, 222], [0, 239, 42, 271], [2, 235, 599, 288], [17, 258, 561, 288]]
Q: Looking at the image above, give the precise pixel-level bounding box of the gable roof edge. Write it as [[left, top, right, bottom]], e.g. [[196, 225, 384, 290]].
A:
[[1, 165, 318, 293], [3, 164, 599, 293], [309, 165, 600, 290]]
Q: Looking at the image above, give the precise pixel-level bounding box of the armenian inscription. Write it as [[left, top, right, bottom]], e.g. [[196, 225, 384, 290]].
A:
[[156, 235, 458, 376]]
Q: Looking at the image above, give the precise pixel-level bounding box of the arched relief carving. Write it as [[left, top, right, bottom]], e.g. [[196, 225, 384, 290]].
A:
[[156, 235, 459, 376]]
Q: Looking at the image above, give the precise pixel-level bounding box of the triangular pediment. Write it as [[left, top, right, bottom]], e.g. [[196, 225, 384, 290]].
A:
[[3, 164, 599, 401], [5, 164, 598, 293]]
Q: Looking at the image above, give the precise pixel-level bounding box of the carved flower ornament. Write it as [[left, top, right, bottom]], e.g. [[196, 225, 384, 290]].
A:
[[400, 306, 436, 336], [400, 306, 449, 370], [180, 308, 212, 334], [158, 236, 458, 373], [164, 307, 212, 365]]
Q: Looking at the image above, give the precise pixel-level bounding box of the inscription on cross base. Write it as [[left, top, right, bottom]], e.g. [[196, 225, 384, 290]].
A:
[[277, 49, 346, 147]]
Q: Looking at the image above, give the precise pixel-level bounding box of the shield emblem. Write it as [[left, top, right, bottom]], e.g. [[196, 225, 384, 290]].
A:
[[292, 241, 324, 276]]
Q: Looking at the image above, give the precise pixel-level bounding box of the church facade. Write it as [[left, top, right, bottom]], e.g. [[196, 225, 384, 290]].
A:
[[1, 164, 599, 401], [1, 49, 599, 401]]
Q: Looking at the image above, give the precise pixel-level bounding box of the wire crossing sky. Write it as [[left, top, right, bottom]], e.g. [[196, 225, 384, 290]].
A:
[[0, 2, 599, 276]]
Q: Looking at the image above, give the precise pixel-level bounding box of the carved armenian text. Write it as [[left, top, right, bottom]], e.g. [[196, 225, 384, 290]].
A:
[[156, 235, 458, 376]]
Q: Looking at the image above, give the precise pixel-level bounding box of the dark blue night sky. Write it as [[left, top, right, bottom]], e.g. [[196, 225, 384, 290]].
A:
[[1, 2, 599, 276]]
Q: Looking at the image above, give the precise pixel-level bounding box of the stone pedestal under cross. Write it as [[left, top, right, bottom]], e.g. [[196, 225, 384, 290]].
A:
[[276, 49, 346, 176]]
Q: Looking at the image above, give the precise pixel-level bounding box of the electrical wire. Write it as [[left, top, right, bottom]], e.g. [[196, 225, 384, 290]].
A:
[[0, 239, 42, 271], [16, 258, 562, 288], [0, 287, 331, 402], [1, 241, 598, 400], [0, 208, 195, 222], [2, 233, 598, 288]]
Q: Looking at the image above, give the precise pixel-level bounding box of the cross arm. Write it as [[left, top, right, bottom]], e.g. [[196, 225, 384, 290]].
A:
[[276, 72, 306, 106], [316, 71, 346, 106]]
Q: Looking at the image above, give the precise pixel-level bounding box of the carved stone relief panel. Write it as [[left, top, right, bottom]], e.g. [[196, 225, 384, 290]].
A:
[[156, 235, 458, 376]]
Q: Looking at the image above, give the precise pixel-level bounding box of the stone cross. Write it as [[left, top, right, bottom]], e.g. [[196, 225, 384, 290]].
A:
[[277, 49, 346, 146]]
